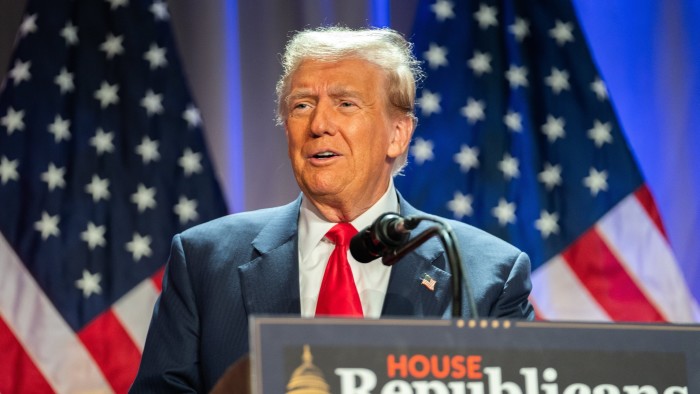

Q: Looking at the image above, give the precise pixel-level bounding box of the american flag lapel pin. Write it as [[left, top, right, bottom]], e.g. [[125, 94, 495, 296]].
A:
[[421, 273, 436, 291]]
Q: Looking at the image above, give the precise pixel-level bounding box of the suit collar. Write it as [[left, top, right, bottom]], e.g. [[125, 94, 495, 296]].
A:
[[251, 196, 302, 254]]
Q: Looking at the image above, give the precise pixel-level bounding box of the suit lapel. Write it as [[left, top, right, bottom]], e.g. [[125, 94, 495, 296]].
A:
[[238, 197, 302, 316], [381, 194, 453, 317]]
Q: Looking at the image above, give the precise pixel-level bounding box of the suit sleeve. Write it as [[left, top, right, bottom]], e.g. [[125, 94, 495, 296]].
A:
[[491, 251, 535, 319], [129, 234, 202, 393]]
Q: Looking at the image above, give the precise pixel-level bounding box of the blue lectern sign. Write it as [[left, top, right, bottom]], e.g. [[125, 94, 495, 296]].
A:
[[249, 318, 699, 393]]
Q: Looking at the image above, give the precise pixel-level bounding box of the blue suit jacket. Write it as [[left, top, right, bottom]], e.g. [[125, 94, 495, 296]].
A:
[[130, 194, 533, 392]]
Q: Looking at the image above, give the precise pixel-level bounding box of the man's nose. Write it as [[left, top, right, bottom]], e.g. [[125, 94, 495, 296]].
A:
[[308, 102, 337, 137]]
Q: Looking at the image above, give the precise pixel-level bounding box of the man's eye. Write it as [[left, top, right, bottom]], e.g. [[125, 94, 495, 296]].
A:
[[293, 102, 309, 110], [340, 101, 355, 108]]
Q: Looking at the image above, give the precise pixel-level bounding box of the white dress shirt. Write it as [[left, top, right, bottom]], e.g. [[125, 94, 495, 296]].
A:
[[298, 182, 399, 318]]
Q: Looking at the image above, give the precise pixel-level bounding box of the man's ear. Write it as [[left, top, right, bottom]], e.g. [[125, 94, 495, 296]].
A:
[[387, 114, 414, 159]]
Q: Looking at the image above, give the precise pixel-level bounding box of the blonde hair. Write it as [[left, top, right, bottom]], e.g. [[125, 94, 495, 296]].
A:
[[276, 26, 424, 175]]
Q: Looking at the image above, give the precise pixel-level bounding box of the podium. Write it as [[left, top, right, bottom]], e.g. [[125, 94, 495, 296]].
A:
[[243, 317, 699, 393]]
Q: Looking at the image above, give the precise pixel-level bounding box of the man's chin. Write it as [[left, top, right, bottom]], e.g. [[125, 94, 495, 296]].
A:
[[302, 185, 345, 201]]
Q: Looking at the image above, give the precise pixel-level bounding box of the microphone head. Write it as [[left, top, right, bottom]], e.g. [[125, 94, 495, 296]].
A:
[[377, 213, 410, 247], [350, 227, 382, 263], [349, 212, 411, 263]]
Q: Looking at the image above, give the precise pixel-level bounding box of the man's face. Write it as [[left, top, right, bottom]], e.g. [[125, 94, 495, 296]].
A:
[[284, 57, 411, 215]]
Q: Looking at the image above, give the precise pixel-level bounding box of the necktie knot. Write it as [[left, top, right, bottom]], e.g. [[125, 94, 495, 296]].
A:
[[325, 222, 357, 247]]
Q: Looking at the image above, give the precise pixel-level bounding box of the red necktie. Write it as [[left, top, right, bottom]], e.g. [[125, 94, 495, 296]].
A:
[[315, 223, 363, 317]]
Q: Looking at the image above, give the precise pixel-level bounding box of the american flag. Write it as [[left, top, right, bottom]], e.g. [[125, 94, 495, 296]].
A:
[[396, 0, 700, 322], [421, 273, 437, 291], [0, 0, 228, 392]]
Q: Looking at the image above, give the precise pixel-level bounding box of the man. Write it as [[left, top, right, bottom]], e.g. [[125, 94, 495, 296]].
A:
[[130, 27, 533, 392]]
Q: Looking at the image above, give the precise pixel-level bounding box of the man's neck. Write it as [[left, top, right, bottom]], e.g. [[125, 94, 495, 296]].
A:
[[304, 180, 394, 223]]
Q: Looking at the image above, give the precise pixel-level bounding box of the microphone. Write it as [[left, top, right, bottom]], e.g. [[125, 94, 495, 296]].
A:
[[350, 212, 419, 263]]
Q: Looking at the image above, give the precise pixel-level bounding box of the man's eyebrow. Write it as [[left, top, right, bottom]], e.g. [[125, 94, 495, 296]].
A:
[[327, 86, 363, 99], [286, 89, 315, 103]]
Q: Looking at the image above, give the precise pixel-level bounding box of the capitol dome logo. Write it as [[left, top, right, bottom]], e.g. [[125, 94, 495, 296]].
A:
[[286, 345, 331, 394]]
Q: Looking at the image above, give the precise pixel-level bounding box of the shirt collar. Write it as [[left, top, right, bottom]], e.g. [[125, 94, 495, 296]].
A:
[[298, 180, 400, 261]]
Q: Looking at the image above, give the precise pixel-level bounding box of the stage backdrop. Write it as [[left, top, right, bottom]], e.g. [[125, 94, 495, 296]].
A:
[[0, 1, 698, 392], [1, 0, 698, 321]]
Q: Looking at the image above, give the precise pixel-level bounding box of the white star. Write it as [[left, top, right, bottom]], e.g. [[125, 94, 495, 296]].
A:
[[135, 136, 160, 163], [34, 211, 60, 240], [174, 196, 199, 224], [1, 107, 25, 135], [54, 68, 74, 94], [183, 104, 202, 128], [545, 68, 570, 94], [90, 128, 115, 155], [498, 153, 520, 180], [41, 163, 66, 191], [588, 119, 613, 147], [538, 162, 562, 190], [417, 90, 441, 116], [410, 138, 434, 165], [144, 43, 167, 69], [75, 270, 102, 298], [423, 43, 448, 69], [9, 59, 31, 86], [19, 14, 38, 37], [141, 89, 164, 116], [492, 198, 516, 226], [85, 175, 111, 202], [430, 0, 455, 21], [447, 192, 473, 219], [60, 22, 79, 45], [505, 65, 528, 88], [81, 222, 106, 250], [454, 145, 479, 172], [100, 33, 124, 59], [583, 168, 608, 196], [503, 110, 523, 132], [460, 98, 485, 123], [106, 0, 129, 10], [94, 81, 119, 108], [48, 115, 71, 142], [0, 156, 19, 185], [541, 115, 566, 142], [474, 4, 498, 29], [179, 148, 203, 176], [126, 232, 153, 262], [535, 211, 560, 238], [509, 17, 530, 41], [550, 20, 575, 46], [591, 77, 608, 101], [467, 51, 492, 76], [150, 0, 170, 20], [131, 183, 157, 212]]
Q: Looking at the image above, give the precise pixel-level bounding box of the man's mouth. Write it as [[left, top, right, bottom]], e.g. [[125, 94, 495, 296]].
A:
[[312, 151, 339, 159]]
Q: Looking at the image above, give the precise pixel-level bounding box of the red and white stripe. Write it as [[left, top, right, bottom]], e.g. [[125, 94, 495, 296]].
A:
[[0, 233, 163, 394], [532, 186, 700, 323]]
